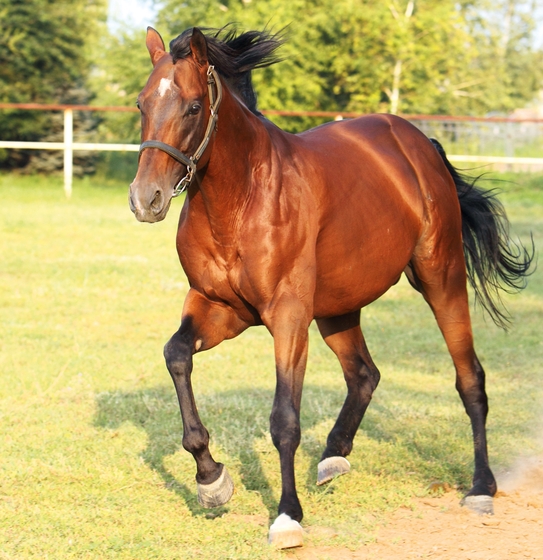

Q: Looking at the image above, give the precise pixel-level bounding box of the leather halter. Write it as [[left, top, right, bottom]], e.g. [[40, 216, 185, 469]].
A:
[[139, 65, 223, 197]]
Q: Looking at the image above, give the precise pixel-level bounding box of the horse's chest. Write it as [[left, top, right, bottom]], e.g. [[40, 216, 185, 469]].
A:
[[191, 253, 246, 304]]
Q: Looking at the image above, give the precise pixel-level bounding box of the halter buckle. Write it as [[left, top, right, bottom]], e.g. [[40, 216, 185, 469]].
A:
[[172, 161, 196, 197]]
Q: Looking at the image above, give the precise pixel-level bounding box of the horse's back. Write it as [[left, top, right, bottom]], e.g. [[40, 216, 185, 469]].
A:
[[295, 113, 458, 223]]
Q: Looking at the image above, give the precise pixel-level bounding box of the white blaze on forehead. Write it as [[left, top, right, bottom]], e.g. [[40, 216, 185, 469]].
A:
[[158, 78, 173, 97]]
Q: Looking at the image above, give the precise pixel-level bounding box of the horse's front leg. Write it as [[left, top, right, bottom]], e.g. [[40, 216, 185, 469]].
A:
[[164, 289, 248, 508], [263, 293, 312, 549]]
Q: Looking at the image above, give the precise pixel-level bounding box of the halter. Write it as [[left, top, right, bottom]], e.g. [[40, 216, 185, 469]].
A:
[[139, 65, 223, 197]]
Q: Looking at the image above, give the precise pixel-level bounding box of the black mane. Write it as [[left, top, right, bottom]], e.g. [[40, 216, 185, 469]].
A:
[[169, 26, 283, 115]]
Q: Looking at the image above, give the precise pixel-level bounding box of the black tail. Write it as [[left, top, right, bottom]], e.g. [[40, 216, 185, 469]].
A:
[[430, 138, 535, 329]]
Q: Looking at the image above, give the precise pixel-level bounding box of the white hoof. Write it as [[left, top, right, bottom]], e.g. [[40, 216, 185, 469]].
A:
[[268, 514, 304, 549], [197, 466, 234, 508], [461, 494, 494, 515], [317, 456, 350, 486]]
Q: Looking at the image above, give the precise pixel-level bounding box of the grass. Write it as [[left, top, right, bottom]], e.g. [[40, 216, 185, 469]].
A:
[[0, 171, 542, 559]]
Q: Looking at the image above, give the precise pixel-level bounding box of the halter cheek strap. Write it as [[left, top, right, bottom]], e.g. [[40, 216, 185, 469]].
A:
[[138, 65, 223, 197]]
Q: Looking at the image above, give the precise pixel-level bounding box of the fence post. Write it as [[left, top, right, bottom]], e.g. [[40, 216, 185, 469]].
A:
[[63, 108, 73, 198]]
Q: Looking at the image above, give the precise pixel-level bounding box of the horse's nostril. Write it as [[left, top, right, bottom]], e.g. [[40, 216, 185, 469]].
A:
[[150, 190, 162, 213]]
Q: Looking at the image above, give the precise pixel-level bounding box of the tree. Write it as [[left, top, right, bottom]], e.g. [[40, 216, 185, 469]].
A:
[[3, 0, 541, 173], [85, 0, 543, 147], [458, 0, 543, 114], [89, 28, 153, 145], [0, 0, 107, 170], [152, 0, 498, 124]]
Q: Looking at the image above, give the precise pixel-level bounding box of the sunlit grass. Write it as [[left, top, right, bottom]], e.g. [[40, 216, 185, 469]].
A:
[[1, 172, 542, 558]]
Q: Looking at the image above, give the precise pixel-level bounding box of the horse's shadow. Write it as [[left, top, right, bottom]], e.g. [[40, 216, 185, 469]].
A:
[[93, 380, 471, 519], [93, 383, 354, 518]]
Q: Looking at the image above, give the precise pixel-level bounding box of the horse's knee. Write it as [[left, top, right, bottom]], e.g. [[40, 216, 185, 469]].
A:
[[270, 404, 301, 452], [164, 332, 192, 376]]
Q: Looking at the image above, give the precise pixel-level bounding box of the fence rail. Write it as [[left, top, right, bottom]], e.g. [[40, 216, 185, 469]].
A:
[[1, 102, 542, 197]]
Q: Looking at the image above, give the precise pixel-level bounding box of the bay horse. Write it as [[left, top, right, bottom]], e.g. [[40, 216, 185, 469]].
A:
[[129, 26, 533, 548]]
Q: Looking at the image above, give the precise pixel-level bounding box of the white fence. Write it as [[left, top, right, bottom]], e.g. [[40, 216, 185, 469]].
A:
[[0, 103, 140, 197], [1, 103, 543, 198]]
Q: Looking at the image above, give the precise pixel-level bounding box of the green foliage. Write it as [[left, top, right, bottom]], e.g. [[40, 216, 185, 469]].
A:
[[92, 0, 543, 135], [89, 29, 151, 144], [146, 0, 543, 127], [459, 0, 543, 114], [0, 0, 107, 169], [1, 0, 542, 169]]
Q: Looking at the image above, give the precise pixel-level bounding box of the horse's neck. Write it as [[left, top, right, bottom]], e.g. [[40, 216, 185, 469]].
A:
[[196, 87, 270, 242]]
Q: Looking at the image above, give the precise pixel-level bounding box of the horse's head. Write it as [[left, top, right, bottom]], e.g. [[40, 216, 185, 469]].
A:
[[129, 27, 215, 222]]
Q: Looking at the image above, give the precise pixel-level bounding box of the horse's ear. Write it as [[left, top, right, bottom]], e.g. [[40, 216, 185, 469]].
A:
[[146, 27, 167, 66], [190, 28, 208, 67]]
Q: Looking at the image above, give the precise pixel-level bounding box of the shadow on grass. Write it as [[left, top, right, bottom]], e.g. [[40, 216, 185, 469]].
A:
[[94, 385, 278, 518], [94, 381, 475, 519]]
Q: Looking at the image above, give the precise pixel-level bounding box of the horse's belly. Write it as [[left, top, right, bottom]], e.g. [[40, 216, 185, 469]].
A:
[[313, 227, 416, 318]]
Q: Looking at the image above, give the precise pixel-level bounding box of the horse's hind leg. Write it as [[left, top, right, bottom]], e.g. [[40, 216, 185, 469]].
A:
[[164, 289, 249, 508], [315, 311, 381, 485], [410, 251, 497, 513]]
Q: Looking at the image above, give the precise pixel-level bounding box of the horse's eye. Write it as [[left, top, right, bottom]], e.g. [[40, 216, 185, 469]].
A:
[[136, 100, 141, 111], [188, 103, 201, 116]]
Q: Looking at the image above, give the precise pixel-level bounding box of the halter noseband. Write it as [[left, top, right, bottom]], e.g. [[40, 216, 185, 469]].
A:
[[138, 65, 223, 197]]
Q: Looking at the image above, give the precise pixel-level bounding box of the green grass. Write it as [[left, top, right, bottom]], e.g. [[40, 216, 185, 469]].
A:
[[1, 172, 542, 559]]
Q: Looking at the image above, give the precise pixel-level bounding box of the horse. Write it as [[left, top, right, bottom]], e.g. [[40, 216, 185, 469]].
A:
[[129, 25, 533, 549]]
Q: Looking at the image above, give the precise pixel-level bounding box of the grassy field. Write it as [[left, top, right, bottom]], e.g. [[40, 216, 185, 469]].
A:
[[0, 171, 542, 559]]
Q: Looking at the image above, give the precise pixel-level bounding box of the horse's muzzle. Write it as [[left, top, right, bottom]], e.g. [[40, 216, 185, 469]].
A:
[[129, 183, 171, 223]]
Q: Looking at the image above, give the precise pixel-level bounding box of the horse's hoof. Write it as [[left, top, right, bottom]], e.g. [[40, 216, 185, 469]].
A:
[[317, 456, 350, 486], [268, 514, 304, 549], [461, 494, 494, 515], [197, 466, 234, 508]]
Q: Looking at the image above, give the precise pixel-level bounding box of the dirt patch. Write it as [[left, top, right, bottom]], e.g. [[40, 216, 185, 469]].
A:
[[287, 456, 543, 559]]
